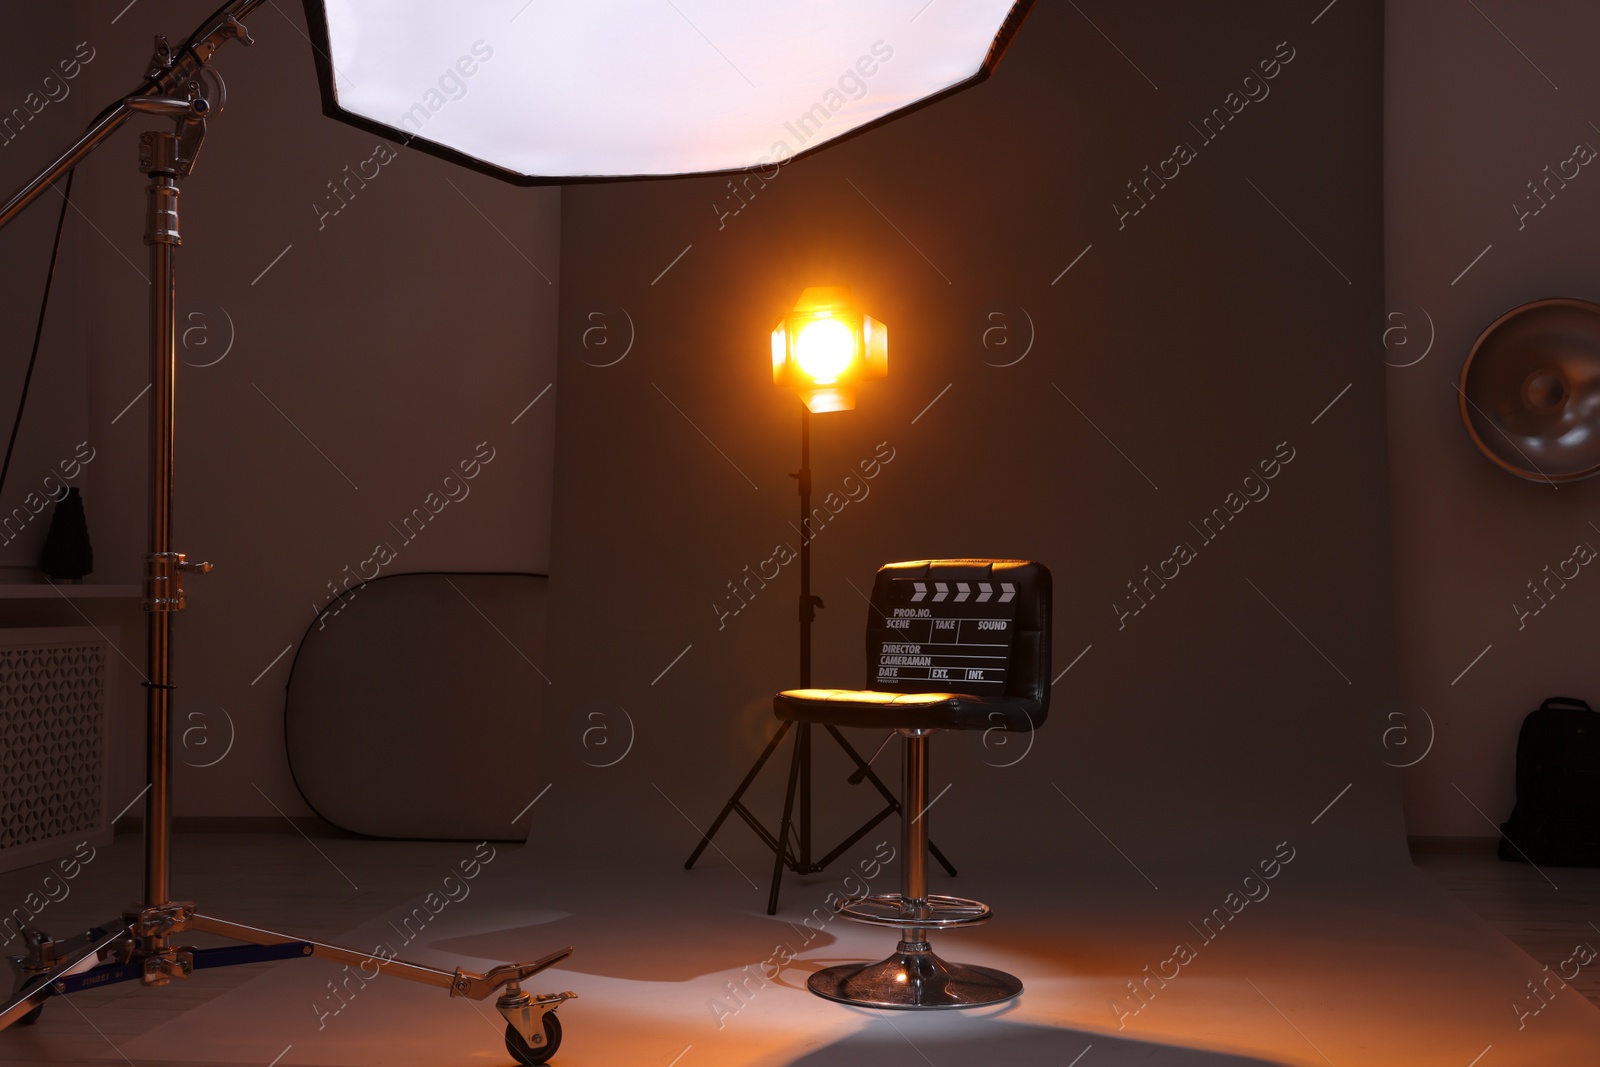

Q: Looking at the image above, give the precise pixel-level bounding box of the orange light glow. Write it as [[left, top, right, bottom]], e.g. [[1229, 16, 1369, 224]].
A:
[[771, 285, 888, 413], [794, 318, 855, 384]]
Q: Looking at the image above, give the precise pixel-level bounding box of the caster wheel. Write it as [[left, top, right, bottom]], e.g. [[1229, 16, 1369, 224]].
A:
[[13, 976, 46, 1026], [505, 1011, 561, 1065]]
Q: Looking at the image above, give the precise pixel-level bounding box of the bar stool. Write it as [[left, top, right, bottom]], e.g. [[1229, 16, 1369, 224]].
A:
[[773, 559, 1050, 1008]]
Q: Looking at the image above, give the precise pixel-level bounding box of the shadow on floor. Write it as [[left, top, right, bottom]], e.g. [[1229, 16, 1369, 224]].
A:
[[782, 1015, 1291, 1067]]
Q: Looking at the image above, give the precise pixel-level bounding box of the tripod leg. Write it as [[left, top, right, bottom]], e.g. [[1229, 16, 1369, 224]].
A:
[[0, 924, 128, 1031], [768, 729, 804, 915], [928, 840, 958, 878], [685, 720, 793, 869], [822, 725, 958, 876]]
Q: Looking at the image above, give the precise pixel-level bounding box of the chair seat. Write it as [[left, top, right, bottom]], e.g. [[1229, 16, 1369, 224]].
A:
[[774, 688, 1041, 732]]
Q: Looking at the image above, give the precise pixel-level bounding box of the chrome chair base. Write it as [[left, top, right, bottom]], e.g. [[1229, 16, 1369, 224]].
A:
[[807, 939, 1022, 1009], [835, 891, 992, 928]]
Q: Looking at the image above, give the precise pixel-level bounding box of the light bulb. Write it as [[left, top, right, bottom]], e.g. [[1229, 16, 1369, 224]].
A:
[[794, 318, 855, 384]]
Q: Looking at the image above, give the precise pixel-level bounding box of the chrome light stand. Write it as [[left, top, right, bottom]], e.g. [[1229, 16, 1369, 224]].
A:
[[0, 5, 573, 1061]]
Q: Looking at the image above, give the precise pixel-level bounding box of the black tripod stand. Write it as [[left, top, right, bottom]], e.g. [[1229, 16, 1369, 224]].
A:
[[684, 406, 955, 914]]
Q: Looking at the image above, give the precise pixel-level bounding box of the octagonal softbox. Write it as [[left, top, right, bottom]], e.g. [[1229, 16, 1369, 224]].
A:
[[301, 1, 1034, 182]]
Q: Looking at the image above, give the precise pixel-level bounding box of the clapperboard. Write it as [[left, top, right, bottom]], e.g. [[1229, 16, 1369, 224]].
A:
[[874, 577, 1019, 695]]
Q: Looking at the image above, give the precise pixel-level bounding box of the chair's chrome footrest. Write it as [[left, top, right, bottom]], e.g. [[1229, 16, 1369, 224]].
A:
[[834, 893, 991, 928]]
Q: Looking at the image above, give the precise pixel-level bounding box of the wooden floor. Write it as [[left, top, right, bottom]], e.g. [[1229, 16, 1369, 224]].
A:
[[1, 830, 1597, 1065]]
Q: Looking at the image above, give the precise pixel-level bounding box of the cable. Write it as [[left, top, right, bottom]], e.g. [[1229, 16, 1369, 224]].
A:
[[1, 0, 249, 499], [0, 167, 74, 501]]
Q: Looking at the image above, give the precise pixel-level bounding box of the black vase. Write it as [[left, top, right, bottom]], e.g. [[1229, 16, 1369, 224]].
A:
[[40, 486, 93, 581]]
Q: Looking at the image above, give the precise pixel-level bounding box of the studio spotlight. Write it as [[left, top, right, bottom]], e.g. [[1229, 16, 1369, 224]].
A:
[[771, 286, 888, 413]]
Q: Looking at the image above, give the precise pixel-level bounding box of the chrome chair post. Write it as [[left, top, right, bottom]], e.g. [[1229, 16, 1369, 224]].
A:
[[784, 559, 1050, 1009]]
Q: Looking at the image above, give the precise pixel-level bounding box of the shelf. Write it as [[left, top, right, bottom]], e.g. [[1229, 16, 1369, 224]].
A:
[[0, 584, 140, 599]]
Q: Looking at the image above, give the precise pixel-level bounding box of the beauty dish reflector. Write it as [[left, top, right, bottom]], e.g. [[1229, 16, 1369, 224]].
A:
[[301, 1, 1033, 183], [1460, 297, 1600, 483]]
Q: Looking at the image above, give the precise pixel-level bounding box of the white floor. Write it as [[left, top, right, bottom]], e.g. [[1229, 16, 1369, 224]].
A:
[[5, 830, 1599, 1066]]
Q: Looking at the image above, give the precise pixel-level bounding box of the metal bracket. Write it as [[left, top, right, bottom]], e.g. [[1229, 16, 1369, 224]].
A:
[[120, 904, 197, 987], [132, 93, 210, 180], [174, 110, 208, 177], [799, 593, 825, 623], [140, 949, 194, 986], [147, 14, 253, 84], [495, 985, 578, 1048], [8, 929, 58, 977], [143, 552, 210, 612], [133, 902, 195, 940], [187, 15, 254, 69], [146, 34, 175, 79], [448, 948, 573, 1000]]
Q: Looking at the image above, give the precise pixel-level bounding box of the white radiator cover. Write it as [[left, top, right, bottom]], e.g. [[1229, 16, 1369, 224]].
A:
[[0, 627, 113, 874]]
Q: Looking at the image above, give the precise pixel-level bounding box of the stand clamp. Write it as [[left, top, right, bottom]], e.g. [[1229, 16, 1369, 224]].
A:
[[130, 901, 195, 939], [131, 92, 210, 179], [118, 902, 197, 985], [143, 551, 211, 612]]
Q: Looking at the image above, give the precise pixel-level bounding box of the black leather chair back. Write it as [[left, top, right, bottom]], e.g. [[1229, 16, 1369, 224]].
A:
[[864, 559, 1051, 726]]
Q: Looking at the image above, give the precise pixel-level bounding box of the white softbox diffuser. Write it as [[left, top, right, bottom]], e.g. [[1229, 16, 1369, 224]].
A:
[[302, 1, 1033, 182]]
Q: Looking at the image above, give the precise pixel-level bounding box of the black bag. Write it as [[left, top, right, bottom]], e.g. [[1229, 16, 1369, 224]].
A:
[[1499, 696, 1600, 866]]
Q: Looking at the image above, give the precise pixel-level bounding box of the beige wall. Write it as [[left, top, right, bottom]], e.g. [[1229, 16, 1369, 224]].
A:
[[542, 1, 1404, 872], [0, 2, 561, 817], [0, 9, 90, 576], [1387, 1, 1600, 836], [22, 2, 1537, 853]]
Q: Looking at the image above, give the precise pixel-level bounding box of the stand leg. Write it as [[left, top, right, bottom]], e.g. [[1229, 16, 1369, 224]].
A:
[[927, 840, 957, 879], [769, 726, 805, 914], [0, 915, 576, 1033], [0, 926, 128, 1030], [684, 720, 793, 869], [821, 725, 958, 877], [685, 717, 961, 899]]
